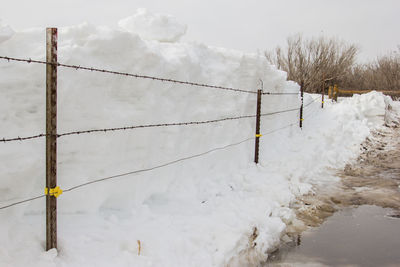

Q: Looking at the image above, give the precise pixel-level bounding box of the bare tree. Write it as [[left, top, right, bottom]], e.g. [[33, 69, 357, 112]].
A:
[[266, 35, 358, 93], [340, 47, 400, 91]]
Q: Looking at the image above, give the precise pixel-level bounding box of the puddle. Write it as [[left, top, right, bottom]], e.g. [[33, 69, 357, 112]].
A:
[[254, 127, 400, 267], [266, 205, 400, 267]]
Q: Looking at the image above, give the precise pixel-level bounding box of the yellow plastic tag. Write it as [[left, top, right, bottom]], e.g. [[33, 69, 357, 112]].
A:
[[45, 186, 63, 198]]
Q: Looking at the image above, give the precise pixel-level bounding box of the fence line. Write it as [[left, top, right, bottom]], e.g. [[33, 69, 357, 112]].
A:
[[1, 105, 302, 143], [0, 29, 323, 251], [0, 195, 45, 210], [262, 92, 299, 96], [304, 96, 319, 107], [1, 55, 259, 94], [1, 134, 47, 143], [0, 118, 301, 211], [0, 56, 302, 96]]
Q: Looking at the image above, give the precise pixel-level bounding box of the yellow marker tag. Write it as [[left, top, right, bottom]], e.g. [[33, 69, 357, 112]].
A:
[[322, 101, 324, 104], [255, 134, 262, 137], [45, 186, 63, 198], [301, 118, 304, 121]]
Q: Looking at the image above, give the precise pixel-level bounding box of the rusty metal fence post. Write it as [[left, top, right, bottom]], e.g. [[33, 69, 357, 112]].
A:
[[321, 78, 325, 109], [299, 83, 304, 129], [46, 27, 58, 251], [254, 88, 262, 164]]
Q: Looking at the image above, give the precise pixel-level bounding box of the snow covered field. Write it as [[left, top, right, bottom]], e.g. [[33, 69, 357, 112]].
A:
[[1, 10, 399, 267]]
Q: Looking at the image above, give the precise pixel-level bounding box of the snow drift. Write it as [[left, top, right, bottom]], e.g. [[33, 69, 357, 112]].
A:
[[0, 19, 14, 43], [118, 8, 187, 42], [0, 11, 399, 267]]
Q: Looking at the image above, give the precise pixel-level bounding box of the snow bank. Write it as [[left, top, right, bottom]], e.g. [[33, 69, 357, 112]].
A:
[[0, 19, 14, 43], [0, 10, 399, 267], [118, 8, 187, 42]]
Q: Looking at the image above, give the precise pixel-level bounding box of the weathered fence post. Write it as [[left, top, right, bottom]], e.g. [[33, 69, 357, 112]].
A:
[[46, 27, 58, 251], [321, 77, 325, 109], [254, 88, 262, 164], [299, 82, 304, 129]]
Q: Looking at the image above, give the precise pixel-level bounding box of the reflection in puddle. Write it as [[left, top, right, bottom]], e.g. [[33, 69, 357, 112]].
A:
[[267, 205, 400, 267]]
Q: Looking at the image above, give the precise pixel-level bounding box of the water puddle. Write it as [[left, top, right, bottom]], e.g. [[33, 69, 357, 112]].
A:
[[266, 205, 400, 267], [256, 127, 400, 266]]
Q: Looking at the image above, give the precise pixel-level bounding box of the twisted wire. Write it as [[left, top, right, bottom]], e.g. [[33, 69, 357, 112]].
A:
[[0, 56, 303, 96], [0, 56, 256, 94], [1, 105, 302, 143], [0, 120, 298, 210]]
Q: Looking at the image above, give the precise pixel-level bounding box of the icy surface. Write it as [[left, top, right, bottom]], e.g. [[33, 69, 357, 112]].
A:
[[0, 12, 399, 267], [118, 8, 187, 42]]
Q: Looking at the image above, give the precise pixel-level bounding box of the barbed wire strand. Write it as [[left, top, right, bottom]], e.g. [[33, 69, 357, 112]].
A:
[[0, 56, 257, 94], [0, 56, 302, 96], [1, 134, 46, 143], [0, 120, 298, 211], [0, 114, 256, 143], [1, 105, 304, 143], [57, 115, 256, 138], [262, 92, 299, 96]]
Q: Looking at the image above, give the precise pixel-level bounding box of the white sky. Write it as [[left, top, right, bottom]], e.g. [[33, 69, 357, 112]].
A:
[[2, 0, 399, 62]]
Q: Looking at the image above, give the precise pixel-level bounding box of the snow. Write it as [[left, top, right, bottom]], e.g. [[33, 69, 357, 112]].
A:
[[0, 19, 14, 43], [1, 10, 399, 267], [118, 9, 187, 43]]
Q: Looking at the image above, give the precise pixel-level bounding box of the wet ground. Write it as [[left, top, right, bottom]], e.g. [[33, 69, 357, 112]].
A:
[[264, 125, 400, 267], [267, 205, 400, 267]]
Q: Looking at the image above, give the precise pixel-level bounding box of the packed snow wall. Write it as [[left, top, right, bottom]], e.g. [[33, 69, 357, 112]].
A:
[[0, 14, 299, 214]]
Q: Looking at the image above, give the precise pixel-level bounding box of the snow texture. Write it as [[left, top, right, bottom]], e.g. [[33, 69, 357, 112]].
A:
[[0, 10, 399, 267], [118, 8, 187, 42], [0, 19, 14, 43]]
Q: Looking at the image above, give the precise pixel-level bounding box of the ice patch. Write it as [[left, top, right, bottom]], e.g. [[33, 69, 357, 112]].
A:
[[118, 8, 187, 42]]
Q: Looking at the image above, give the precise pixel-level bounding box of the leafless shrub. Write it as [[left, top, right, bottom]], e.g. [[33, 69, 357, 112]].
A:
[[265, 35, 358, 93], [341, 47, 400, 91]]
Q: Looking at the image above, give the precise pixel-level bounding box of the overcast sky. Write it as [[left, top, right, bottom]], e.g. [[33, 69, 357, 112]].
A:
[[2, 0, 399, 62]]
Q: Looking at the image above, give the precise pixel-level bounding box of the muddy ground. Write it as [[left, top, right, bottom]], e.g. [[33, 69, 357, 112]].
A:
[[268, 124, 400, 262]]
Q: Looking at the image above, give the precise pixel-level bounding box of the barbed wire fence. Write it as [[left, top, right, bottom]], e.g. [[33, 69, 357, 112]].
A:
[[0, 55, 298, 96], [0, 28, 327, 251]]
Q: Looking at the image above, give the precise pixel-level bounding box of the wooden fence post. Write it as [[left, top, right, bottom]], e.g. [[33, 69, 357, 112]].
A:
[[46, 27, 58, 251], [254, 89, 262, 164]]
